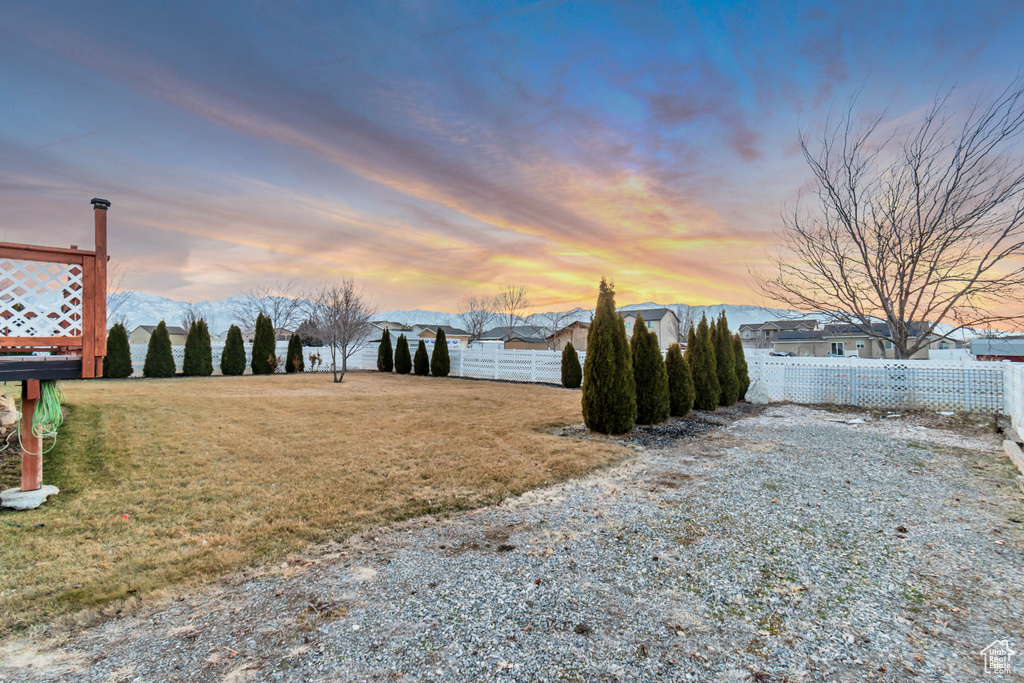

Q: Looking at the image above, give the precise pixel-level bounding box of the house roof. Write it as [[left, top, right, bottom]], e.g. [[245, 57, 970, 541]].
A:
[[823, 322, 936, 338], [480, 326, 536, 340], [418, 325, 469, 336], [618, 307, 673, 321], [133, 324, 188, 336], [971, 337, 1024, 356], [506, 336, 547, 344], [740, 319, 818, 331], [776, 331, 823, 341], [824, 323, 890, 337]]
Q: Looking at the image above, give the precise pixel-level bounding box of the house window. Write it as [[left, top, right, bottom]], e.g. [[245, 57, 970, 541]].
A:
[[856, 341, 865, 349], [884, 340, 893, 350], [743, 331, 751, 338], [625, 321, 632, 330], [938, 341, 949, 350], [647, 321, 655, 329], [830, 342, 845, 355]]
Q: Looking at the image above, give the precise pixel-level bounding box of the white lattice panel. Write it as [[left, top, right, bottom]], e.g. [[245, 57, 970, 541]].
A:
[[747, 356, 1004, 412], [0, 258, 84, 337]]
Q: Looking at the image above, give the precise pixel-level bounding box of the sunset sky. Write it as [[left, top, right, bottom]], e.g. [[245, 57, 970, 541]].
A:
[[2, 1, 1023, 312]]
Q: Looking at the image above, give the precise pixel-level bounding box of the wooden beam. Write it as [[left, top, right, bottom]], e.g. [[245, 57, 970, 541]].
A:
[[0, 337, 84, 348], [0, 244, 88, 265], [20, 380, 41, 492]]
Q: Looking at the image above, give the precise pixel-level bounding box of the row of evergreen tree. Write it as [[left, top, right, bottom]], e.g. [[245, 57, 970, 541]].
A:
[[576, 279, 750, 435], [102, 314, 307, 378], [375, 328, 451, 377]]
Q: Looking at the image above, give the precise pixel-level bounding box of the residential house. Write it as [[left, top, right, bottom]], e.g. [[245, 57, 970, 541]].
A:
[[414, 325, 470, 348], [550, 320, 589, 351], [618, 308, 680, 349], [773, 322, 953, 359], [371, 321, 409, 331], [503, 335, 549, 350], [738, 319, 819, 347], [971, 337, 1024, 361], [129, 324, 189, 346]]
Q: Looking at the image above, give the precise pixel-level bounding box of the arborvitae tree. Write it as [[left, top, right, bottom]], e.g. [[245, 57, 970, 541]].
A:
[[199, 320, 213, 376], [221, 325, 247, 376], [376, 328, 393, 372], [561, 341, 582, 388], [430, 328, 451, 377], [733, 333, 750, 400], [685, 325, 697, 364], [103, 323, 133, 378], [690, 314, 720, 410], [414, 340, 430, 376], [286, 333, 304, 373], [250, 313, 276, 375], [182, 319, 210, 376], [394, 334, 412, 374], [142, 320, 175, 378], [582, 278, 636, 434], [631, 316, 670, 424], [714, 313, 739, 406], [665, 343, 695, 417]]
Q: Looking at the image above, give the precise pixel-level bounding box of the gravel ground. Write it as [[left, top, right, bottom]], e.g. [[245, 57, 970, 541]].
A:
[[2, 404, 1023, 682]]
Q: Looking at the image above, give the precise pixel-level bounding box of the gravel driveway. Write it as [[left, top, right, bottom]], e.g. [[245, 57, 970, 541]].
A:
[[2, 404, 1022, 682]]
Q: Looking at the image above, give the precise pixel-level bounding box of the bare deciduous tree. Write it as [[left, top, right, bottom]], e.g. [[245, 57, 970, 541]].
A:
[[494, 280, 531, 340], [756, 78, 1024, 358], [180, 302, 215, 333], [671, 304, 697, 346], [235, 280, 307, 334], [106, 263, 134, 327], [309, 279, 378, 382], [526, 309, 577, 350], [457, 292, 497, 343]]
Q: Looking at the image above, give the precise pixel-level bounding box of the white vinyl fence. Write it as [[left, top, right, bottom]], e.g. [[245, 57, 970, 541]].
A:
[[345, 345, 585, 385], [1003, 362, 1024, 433], [129, 340, 1024, 420], [746, 354, 1005, 412]]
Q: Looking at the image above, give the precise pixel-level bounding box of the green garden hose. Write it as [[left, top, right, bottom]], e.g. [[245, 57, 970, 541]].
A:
[[19, 380, 64, 456]]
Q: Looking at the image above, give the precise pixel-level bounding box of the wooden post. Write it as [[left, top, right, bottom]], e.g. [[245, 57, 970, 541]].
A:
[[91, 198, 110, 377], [20, 380, 42, 492]]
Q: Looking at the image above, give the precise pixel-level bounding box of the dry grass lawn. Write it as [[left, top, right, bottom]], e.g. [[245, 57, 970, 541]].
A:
[[0, 372, 625, 636]]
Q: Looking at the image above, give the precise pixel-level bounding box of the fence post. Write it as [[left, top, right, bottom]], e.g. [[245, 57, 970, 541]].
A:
[[459, 347, 464, 377], [494, 349, 499, 380], [530, 352, 537, 382]]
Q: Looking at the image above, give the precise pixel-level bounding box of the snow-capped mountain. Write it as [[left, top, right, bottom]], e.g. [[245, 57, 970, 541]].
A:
[[108, 291, 799, 332]]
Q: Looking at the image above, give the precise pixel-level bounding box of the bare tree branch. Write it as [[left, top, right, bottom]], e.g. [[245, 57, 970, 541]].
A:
[[457, 293, 497, 343], [525, 309, 576, 350], [234, 280, 307, 334], [106, 262, 134, 327], [493, 280, 531, 341], [755, 77, 1024, 358]]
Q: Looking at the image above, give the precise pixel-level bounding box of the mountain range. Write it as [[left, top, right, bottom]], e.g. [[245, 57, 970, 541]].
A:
[[108, 291, 796, 335]]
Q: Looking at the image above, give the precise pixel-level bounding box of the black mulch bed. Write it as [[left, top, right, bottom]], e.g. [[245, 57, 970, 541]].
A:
[[557, 402, 763, 448]]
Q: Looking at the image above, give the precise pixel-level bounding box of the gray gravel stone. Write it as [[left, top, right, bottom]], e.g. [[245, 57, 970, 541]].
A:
[[1, 405, 1021, 681]]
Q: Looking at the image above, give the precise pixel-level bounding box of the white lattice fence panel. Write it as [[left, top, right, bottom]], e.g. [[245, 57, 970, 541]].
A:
[[749, 356, 1004, 411], [0, 258, 84, 337], [461, 349, 499, 379]]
